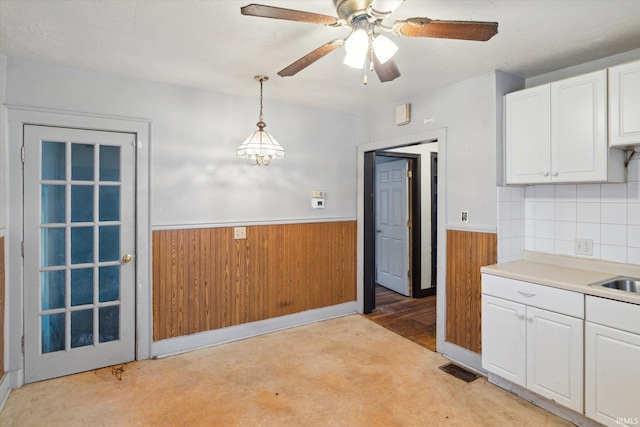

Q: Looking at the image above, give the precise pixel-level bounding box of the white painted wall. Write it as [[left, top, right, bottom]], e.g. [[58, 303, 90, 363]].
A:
[[0, 55, 6, 234], [5, 58, 358, 228], [359, 72, 501, 230]]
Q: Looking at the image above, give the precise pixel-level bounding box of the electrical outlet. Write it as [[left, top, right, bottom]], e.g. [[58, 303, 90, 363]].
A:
[[461, 210, 468, 223], [234, 227, 246, 240], [312, 190, 325, 198], [574, 238, 593, 256]]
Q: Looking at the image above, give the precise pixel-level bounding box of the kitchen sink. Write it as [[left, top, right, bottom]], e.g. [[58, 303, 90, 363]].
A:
[[591, 277, 640, 293]]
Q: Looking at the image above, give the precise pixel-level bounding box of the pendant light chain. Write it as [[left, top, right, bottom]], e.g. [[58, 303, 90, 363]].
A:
[[258, 77, 264, 122]]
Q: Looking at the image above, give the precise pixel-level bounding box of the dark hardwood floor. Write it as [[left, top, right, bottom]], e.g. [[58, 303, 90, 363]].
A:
[[364, 285, 437, 352]]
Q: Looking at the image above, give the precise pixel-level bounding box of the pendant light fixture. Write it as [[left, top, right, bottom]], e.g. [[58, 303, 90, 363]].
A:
[[237, 75, 285, 166]]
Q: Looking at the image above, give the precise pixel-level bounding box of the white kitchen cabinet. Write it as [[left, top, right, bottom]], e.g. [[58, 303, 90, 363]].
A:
[[526, 306, 583, 412], [505, 85, 551, 184], [505, 69, 625, 184], [585, 296, 640, 427], [482, 295, 526, 386], [482, 274, 584, 412], [609, 59, 640, 147]]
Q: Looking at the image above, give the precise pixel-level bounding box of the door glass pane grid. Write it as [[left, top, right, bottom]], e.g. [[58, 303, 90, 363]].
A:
[[39, 139, 124, 354]]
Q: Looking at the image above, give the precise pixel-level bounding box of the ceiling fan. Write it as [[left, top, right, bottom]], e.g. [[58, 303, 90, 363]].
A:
[[241, 0, 498, 84]]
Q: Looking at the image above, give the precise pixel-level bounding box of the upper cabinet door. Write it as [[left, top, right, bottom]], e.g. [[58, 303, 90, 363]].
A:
[[609, 60, 640, 147], [505, 85, 551, 184], [551, 70, 608, 182]]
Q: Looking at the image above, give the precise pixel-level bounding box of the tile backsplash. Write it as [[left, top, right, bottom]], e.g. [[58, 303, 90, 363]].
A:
[[497, 152, 640, 265]]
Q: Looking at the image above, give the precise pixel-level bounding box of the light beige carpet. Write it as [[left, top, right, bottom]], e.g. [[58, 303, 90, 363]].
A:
[[0, 315, 571, 426]]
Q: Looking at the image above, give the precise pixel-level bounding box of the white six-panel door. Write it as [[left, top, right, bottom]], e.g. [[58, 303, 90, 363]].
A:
[[23, 125, 136, 383], [375, 159, 410, 296]]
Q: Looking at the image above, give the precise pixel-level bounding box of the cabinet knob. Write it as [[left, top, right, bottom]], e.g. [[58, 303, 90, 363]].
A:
[[553, 171, 559, 177], [543, 172, 550, 177]]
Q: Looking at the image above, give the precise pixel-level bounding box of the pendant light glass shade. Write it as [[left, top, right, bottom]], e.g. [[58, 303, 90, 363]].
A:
[[237, 124, 284, 166], [343, 28, 368, 69], [372, 34, 398, 64], [237, 76, 285, 166]]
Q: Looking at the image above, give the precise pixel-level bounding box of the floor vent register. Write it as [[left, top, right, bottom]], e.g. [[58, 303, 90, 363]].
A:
[[438, 363, 480, 383]]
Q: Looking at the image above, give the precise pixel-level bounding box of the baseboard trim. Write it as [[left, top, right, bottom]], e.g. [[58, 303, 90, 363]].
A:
[[0, 370, 21, 412], [488, 373, 601, 427], [150, 302, 359, 358]]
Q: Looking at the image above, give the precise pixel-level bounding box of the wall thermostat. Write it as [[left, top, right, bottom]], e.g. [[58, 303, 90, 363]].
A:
[[312, 198, 325, 209]]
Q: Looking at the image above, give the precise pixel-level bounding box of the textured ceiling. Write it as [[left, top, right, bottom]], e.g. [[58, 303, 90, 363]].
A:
[[2, 0, 640, 114]]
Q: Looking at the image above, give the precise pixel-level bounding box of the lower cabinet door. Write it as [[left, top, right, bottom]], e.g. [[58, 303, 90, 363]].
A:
[[526, 306, 583, 412], [482, 295, 526, 386], [585, 322, 640, 427]]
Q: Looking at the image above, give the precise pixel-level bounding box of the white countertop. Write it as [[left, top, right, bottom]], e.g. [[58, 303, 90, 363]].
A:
[[481, 256, 640, 305]]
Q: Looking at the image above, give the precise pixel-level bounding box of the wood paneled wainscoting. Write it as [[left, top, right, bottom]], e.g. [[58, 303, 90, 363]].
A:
[[152, 221, 357, 341], [445, 229, 497, 354]]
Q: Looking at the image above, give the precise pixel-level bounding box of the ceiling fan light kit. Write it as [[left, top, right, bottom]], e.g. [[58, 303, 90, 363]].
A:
[[241, 0, 498, 84], [237, 75, 285, 166]]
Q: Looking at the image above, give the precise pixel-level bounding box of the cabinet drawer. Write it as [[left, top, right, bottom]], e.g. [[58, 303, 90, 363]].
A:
[[586, 296, 640, 335], [482, 274, 583, 318]]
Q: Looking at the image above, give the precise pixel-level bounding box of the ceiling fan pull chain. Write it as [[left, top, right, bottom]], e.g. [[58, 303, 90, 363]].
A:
[[363, 43, 374, 85]]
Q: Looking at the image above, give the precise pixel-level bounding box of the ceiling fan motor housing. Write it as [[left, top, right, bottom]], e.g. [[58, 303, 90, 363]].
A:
[[335, 0, 372, 22]]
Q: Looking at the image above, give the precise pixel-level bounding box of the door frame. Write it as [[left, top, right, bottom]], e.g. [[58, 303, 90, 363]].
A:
[[357, 128, 447, 353], [373, 152, 423, 299], [6, 106, 151, 386]]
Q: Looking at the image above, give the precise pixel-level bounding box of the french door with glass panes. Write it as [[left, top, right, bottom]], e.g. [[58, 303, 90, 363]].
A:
[[23, 125, 136, 383]]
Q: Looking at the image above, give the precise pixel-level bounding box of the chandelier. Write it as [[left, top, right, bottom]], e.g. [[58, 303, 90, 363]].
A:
[[237, 75, 285, 166]]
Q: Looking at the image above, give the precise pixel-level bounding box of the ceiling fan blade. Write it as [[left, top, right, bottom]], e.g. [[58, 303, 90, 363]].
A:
[[241, 4, 340, 27], [278, 40, 345, 77], [394, 18, 498, 41], [373, 54, 401, 83]]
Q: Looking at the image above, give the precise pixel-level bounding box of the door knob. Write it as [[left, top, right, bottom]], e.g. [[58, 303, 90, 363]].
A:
[[122, 254, 133, 263], [376, 228, 382, 233]]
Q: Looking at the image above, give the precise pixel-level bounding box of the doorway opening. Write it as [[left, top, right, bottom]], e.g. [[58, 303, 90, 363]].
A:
[[364, 143, 438, 352]]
